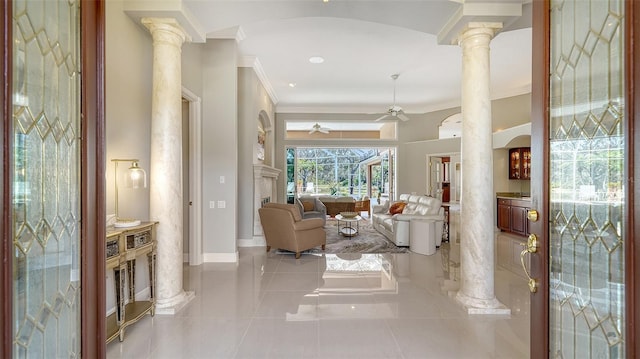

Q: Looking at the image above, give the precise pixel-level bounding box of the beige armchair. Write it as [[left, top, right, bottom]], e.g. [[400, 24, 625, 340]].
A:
[[258, 203, 326, 259]]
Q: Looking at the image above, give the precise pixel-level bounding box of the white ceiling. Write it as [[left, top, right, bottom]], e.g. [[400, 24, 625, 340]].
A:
[[181, 0, 533, 115]]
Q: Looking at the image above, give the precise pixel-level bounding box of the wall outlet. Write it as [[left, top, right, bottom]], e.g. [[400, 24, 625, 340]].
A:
[[217, 200, 226, 209], [209, 201, 215, 209], [219, 176, 225, 184]]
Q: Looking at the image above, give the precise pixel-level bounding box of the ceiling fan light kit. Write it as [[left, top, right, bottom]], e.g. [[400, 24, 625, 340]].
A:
[[309, 122, 330, 134], [375, 74, 411, 122]]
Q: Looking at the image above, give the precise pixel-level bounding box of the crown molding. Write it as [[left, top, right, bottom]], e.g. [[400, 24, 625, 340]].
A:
[[207, 25, 246, 43], [239, 56, 279, 105], [124, 0, 206, 43]]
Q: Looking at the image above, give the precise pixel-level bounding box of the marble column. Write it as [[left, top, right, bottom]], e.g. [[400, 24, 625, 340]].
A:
[[455, 23, 510, 315], [142, 17, 194, 314]]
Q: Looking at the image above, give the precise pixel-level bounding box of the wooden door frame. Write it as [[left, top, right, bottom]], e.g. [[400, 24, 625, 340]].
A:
[[0, 1, 106, 357], [82, 1, 106, 358], [529, 4, 550, 356], [532, 1, 638, 357]]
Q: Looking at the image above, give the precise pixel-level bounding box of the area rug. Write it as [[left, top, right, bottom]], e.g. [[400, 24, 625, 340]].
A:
[[308, 218, 408, 254]]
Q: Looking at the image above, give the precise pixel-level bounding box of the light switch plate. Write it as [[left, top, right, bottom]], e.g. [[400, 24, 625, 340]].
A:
[[217, 200, 226, 209], [219, 176, 225, 184], [209, 201, 215, 209]]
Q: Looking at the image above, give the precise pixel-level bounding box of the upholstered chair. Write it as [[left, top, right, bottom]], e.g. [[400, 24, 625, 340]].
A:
[[354, 196, 371, 217], [258, 203, 326, 259], [295, 198, 327, 226]]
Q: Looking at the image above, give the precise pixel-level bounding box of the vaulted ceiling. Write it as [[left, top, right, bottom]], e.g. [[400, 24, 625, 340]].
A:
[[179, 1, 533, 114]]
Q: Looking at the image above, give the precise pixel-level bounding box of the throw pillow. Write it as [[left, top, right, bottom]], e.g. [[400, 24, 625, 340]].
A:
[[302, 201, 315, 212], [389, 202, 406, 215]]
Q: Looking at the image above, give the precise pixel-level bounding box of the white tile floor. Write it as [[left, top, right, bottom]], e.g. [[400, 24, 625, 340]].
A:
[[107, 242, 530, 358]]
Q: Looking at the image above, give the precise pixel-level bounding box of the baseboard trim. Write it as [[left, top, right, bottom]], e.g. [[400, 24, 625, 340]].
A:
[[238, 236, 266, 247], [203, 251, 239, 263]]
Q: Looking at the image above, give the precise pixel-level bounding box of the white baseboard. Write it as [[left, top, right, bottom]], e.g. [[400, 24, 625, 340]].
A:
[[106, 287, 151, 316], [238, 236, 266, 247], [203, 251, 239, 263]]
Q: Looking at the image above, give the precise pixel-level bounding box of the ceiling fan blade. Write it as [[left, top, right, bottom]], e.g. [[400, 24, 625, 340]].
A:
[[309, 128, 317, 134], [397, 113, 410, 122], [319, 128, 329, 134], [375, 114, 391, 122]]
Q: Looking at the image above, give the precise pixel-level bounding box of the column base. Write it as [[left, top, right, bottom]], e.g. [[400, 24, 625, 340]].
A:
[[155, 290, 196, 315], [441, 279, 460, 298], [455, 292, 511, 315]]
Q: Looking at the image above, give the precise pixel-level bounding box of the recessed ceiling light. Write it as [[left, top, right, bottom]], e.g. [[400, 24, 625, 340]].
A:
[[289, 83, 296, 88], [309, 56, 325, 64]]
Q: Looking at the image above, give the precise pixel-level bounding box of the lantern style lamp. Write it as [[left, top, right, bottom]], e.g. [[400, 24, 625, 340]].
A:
[[111, 158, 147, 227]]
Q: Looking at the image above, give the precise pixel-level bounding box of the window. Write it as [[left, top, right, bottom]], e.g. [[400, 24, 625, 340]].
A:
[[286, 147, 396, 203]]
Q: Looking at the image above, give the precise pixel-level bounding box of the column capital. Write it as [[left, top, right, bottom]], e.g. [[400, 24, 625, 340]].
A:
[[142, 17, 191, 46], [456, 22, 503, 47]]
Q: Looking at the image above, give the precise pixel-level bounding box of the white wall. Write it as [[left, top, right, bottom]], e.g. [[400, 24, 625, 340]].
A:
[[399, 138, 462, 195], [201, 39, 238, 257]]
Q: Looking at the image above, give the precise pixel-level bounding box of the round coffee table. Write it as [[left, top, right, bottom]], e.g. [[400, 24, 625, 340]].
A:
[[335, 214, 362, 237]]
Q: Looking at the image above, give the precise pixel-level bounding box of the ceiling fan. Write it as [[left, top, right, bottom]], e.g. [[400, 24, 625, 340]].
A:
[[375, 74, 410, 122], [309, 122, 330, 134]]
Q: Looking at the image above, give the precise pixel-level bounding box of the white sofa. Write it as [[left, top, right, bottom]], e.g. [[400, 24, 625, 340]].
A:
[[371, 194, 444, 247]]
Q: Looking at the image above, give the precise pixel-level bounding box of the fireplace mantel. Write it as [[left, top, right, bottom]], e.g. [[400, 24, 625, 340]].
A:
[[253, 165, 281, 240], [253, 164, 281, 179]]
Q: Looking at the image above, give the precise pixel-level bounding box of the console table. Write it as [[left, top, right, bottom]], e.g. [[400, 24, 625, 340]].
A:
[[106, 221, 158, 343]]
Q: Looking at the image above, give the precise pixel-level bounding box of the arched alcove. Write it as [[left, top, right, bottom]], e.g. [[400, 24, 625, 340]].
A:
[[439, 113, 462, 139], [257, 111, 273, 166]]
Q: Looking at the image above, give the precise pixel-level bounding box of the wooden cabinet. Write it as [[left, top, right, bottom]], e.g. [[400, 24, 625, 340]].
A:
[[497, 199, 511, 231], [508, 147, 531, 180], [106, 222, 158, 343], [496, 198, 530, 236]]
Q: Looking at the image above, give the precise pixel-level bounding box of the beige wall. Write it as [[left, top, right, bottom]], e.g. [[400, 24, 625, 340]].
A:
[[237, 67, 276, 241], [201, 39, 238, 255], [105, 0, 153, 221], [105, 0, 532, 260], [181, 42, 203, 95], [106, 4, 242, 257], [105, 0, 154, 312]]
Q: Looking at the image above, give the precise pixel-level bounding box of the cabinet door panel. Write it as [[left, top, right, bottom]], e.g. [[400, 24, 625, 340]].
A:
[[497, 204, 511, 231]]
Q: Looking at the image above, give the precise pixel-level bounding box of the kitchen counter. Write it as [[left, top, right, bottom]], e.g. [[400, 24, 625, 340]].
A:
[[496, 192, 531, 201]]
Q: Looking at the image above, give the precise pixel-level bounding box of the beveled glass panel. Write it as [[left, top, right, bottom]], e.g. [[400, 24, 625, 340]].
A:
[[12, 0, 81, 357], [549, 0, 626, 357]]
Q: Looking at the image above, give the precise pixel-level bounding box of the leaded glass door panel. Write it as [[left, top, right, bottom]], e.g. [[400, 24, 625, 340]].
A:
[[531, 0, 632, 357], [12, 0, 81, 357]]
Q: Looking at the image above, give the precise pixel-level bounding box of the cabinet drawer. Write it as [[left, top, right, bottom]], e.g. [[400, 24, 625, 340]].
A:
[[510, 199, 530, 208]]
